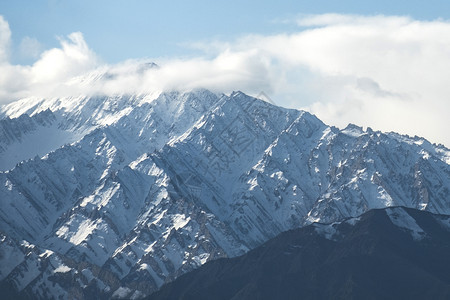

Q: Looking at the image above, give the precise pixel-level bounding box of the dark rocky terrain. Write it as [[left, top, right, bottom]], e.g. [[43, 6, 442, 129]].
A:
[[150, 207, 450, 300]]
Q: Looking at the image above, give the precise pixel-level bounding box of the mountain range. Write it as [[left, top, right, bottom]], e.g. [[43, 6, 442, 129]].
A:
[[149, 206, 450, 300], [0, 89, 449, 298]]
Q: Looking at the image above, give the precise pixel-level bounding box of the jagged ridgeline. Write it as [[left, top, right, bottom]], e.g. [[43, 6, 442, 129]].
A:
[[150, 207, 450, 300], [0, 90, 449, 298]]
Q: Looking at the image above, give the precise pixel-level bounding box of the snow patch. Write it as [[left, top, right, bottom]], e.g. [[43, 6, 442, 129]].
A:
[[172, 214, 190, 230], [345, 217, 361, 226], [56, 216, 97, 245], [39, 250, 54, 258], [112, 287, 132, 299], [386, 208, 425, 240], [54, 265, 71, 273], [4, 179, 13, 190], [314, 223, 338, 240]]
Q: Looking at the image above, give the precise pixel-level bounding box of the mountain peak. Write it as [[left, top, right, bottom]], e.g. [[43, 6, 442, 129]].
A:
[[1, 89, 449, 299]]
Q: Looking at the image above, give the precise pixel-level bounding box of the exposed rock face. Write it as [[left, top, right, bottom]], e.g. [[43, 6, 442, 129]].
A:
[[150, 207, 450, 300], [0, 90, 449, 298]]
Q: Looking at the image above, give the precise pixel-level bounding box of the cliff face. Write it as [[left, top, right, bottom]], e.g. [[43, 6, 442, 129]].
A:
[[1, 90, 449, 298]]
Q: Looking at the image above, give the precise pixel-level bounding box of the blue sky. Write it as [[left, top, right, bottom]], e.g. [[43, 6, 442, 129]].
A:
[[3, 0, 450, 63], [1, 1, 450, 146]]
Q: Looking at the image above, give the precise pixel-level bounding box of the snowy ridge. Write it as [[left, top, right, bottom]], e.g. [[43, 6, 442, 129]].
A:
[[312, 206, 438, 242], [0, 109, 70, 171], [0, 89, 449, 298], [0, 93, 159, 171]]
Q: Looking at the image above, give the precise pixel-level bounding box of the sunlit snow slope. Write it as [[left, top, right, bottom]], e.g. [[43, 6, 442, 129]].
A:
[[0, 89, 449, 298]]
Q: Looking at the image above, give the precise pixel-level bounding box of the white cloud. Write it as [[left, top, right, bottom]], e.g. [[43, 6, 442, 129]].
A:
[[19, 36, 42, 59], [228, 14, 450, 146], [31, 32, 98, 84], [0, 14, 449, 146], [0, 27, 100, 102], [295, 13, 412, 27], [0, 16, 11, 62]]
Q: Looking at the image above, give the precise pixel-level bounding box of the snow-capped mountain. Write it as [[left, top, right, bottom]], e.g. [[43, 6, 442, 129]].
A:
[[0, 89, 449, 298], [0, 93, 159, 171]]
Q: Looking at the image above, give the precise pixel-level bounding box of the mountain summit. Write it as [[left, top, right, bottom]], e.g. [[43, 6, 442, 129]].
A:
[[0, 90, 449, 298]]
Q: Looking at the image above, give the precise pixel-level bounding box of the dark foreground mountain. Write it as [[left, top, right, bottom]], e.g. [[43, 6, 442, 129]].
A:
[[150, 207, 450, 300], [0, 90, 449, 298]]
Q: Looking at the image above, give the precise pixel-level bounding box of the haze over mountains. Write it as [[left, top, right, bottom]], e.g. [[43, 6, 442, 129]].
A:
[[0, 89, 449, 298]]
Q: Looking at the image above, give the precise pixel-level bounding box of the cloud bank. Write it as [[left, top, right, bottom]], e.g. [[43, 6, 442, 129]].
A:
[[0, 14, 449, 146]]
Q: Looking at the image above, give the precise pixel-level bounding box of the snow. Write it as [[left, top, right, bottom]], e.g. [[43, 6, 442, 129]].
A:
[[112, 287, 132, 298], [314, 223, 338, 240], [4, 179, 13, 190], [130, 290, 145, 300], [129, 153, 150, 169], [20, 240, 35, 249], [377, 186, 394, 207], [172, 214, 191, 230], [420, 150, 430, 160], [54, 265, 71, 273], [345, 217, 361, 226], [55, 215, 114, 254], [1, 89, 449, 298], [342, 124, 365, 137], [386, 208, 426, 240], [0, 125, 80, 171], [192, 253, 210, 265], [39, 249, 54, 258]]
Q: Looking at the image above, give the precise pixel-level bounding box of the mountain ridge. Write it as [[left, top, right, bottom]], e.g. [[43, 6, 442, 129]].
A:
[[149, 206, 450, 300], [0, 89, 449, 298]]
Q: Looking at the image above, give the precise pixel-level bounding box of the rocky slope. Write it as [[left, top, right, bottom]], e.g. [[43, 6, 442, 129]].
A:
[[0, 89, 449, 298], [150, 207, 450, 300]]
